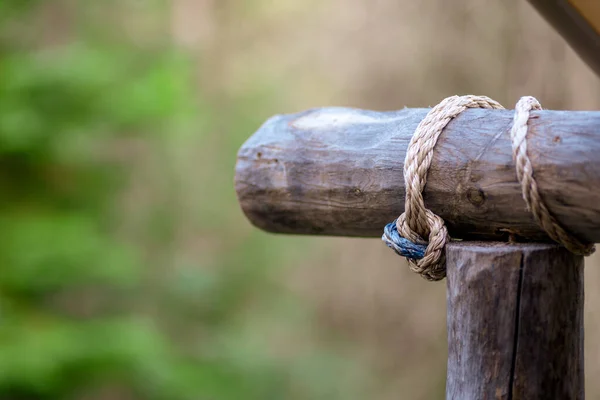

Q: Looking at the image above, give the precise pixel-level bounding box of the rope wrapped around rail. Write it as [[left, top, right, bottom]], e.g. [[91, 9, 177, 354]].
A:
[[382, 95, 596, 281]]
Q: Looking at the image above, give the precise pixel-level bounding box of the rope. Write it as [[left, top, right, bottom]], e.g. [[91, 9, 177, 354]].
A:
[[383, 222, 427, 259], [511, 96, 595, 256], [382, 95, 595, 281]]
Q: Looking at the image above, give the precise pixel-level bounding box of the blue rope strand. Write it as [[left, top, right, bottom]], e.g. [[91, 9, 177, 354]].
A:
[[382, 222, 427, 260]]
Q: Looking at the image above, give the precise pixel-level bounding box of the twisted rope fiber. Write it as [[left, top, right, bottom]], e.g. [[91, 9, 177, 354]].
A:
[[511, 96, 595, 256], [382, 95, 594, 281], [383, 95, 504, 281]]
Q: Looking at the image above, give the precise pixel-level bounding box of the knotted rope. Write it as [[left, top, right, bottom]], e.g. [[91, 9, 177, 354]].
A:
[[382, 95, 595, 281]]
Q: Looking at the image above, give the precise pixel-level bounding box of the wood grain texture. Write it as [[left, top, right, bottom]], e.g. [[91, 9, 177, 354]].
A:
[[445, 242, 583, 400], [235, 107, 600, 242]]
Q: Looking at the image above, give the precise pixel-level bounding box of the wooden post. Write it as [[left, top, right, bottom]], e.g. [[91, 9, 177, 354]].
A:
[[446, 242, 584, 400], [234, 106, 595, 398]]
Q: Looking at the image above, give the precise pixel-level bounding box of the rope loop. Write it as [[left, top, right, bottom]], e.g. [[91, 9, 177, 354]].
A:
[[382, 94, 594, 281], [511, 96, 595, 256]]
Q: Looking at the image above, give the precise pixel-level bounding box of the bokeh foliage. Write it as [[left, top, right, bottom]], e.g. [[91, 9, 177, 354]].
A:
[[0, 1, 368, 399]]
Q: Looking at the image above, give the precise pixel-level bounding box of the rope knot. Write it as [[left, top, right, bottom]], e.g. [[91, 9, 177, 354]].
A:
[[384, 95, 595, 281], [383, 95, 504, 281]]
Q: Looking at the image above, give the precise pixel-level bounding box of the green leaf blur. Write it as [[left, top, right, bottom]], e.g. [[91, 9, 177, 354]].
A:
[[0, 1, 369, 399]]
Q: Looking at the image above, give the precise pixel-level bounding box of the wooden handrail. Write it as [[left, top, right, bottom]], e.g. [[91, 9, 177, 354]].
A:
[[528, 0, 600, 78], [235, 107, 600, 243]]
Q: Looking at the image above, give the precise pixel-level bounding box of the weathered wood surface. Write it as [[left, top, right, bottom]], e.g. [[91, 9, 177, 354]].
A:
[[235, 107, 600, 242], [445, 242, 584, 400]]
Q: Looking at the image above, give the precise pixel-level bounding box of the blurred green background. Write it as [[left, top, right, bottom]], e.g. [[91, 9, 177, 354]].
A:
[[1, 1, 600, 399]]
